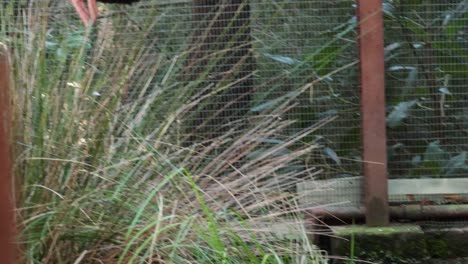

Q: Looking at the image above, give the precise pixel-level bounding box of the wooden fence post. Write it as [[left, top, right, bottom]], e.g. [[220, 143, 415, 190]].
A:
[[0, 43, 15, 263], [357, 0, 390, 226]]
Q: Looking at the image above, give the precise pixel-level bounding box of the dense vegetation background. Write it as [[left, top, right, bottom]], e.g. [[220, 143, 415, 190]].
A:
[[0, 0, 466, 263]]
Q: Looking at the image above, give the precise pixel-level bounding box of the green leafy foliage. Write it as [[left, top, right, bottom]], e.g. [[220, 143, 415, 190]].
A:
[[323, 147, 341, 166], [384, 0, 468, 178], [386, 100, 418, 128]]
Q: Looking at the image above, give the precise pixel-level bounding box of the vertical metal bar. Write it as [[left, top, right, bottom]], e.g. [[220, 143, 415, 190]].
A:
[[357, 0, 389, 226], [0, 43, 15, 263]]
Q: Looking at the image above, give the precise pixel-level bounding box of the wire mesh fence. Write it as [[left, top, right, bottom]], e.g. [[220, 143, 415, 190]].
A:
[[1, 0, 362, 180], [2, 1, 344, 262], [1, 0, 467, 215], [2, 1, 468, 262], [384, 0, 468, 180]]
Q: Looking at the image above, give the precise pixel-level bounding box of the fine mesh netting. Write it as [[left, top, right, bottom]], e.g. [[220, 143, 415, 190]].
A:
[[1, 0, 467, 206], [384, 0, 468, 180], [384, 0, 468, 225], [5, 2, 468, 263], [1, 0, 362, 180]]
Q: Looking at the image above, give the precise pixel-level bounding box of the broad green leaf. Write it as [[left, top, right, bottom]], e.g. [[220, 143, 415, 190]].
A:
[[439, 87, 452, 95], [323, 147, 341, 165], [251, 91, 299, 112], [317, 109, 338, 119], [423, 140, 448, 164], [405, 67, 418, 88], [443, 151, 467, 176], [262, 53, 301, 65], [411, 155, 422, 166], [386, 100, 417, 128], [383, 1, 395, 16], [250, 99, 280, 112], [384, 42, 403, 57]]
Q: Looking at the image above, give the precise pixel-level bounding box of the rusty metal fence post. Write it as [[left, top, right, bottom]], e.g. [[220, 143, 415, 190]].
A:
[[357, 0, 389, 226], [0, 43, 15, 264]]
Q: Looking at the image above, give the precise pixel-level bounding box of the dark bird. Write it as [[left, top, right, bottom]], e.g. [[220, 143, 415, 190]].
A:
[[71, 0, 140, 26]]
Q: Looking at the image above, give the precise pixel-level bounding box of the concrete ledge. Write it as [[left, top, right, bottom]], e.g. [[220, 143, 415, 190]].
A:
[[327, 224, 468, 263]]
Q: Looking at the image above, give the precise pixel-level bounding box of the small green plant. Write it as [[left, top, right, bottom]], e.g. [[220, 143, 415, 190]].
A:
[[347, 220, 356, 264]]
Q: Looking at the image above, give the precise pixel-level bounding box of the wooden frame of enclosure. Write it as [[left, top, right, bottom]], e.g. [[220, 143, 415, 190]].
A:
[[303, 0, 468, 227], [186, 0, 468, 228], [186, 0, 394, 227], [357, 0, 389, 226], [298, 0, 392, 227], [0, 43, 15, 264]]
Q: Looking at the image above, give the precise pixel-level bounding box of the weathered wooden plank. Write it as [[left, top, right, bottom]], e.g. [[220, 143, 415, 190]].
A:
[[0, 43, 15, 264]]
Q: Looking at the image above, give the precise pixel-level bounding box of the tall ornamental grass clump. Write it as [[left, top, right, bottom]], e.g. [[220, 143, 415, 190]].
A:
[[1, 1, 333, 263]]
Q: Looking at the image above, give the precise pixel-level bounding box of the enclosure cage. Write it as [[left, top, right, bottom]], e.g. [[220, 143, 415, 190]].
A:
[[1, 0, 468, 253]]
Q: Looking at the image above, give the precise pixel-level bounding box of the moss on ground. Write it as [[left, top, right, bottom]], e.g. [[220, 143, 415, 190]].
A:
[[328, 224, 468, 264]]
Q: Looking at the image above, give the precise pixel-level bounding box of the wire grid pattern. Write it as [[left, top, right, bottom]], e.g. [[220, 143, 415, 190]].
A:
[[250, 0, 361, 180], [416, 220, 468, 229], [384, 0, 468, 180], [0, 0, 361, 180]]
